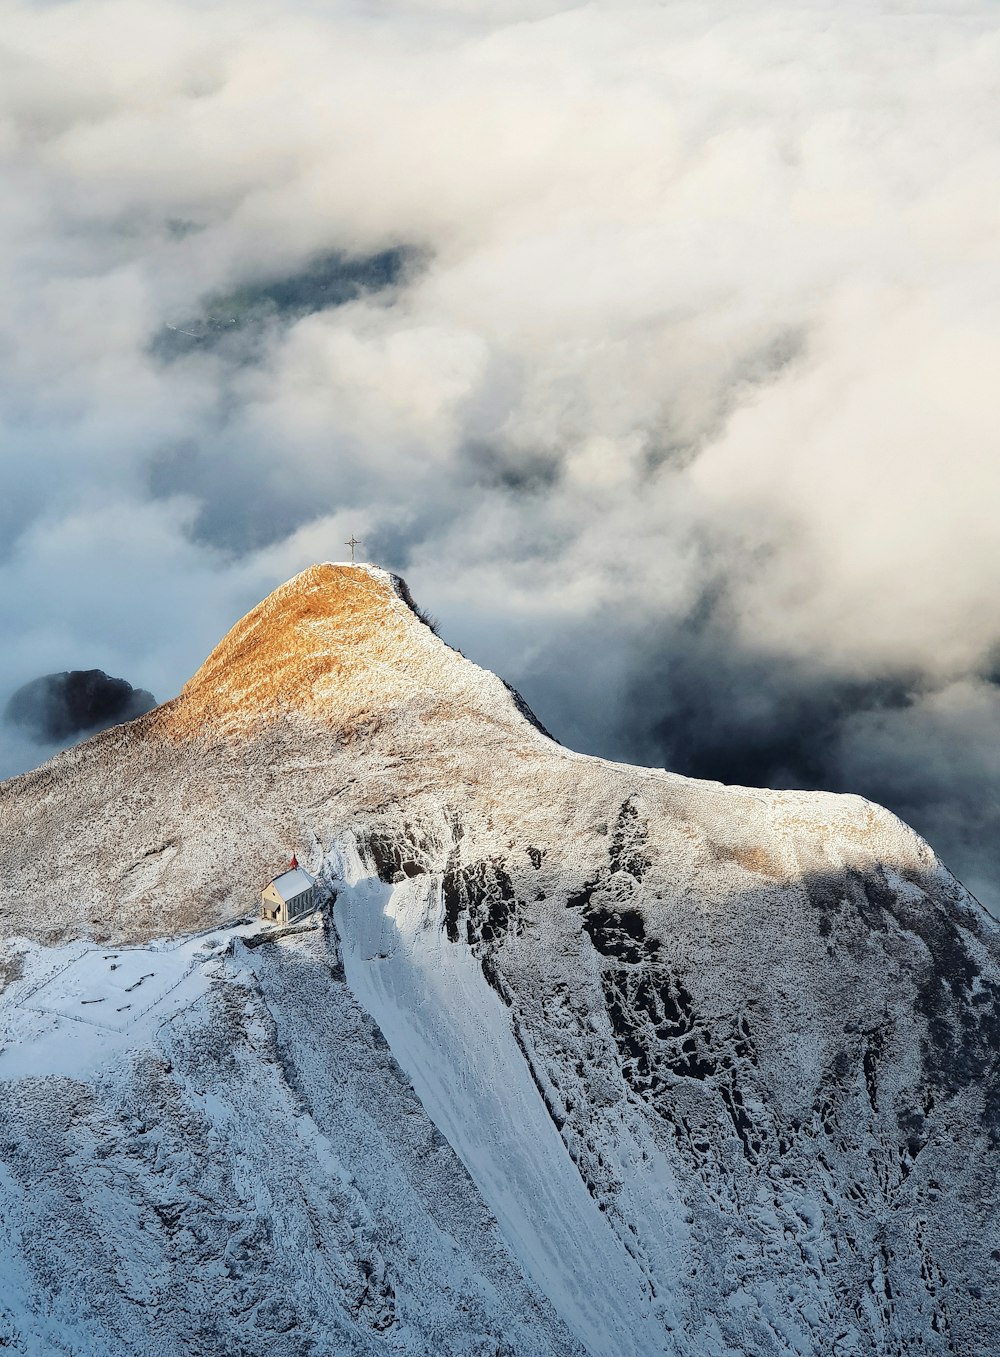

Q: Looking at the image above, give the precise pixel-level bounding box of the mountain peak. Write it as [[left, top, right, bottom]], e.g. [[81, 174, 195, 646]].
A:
[[154, 563, 469, 739]]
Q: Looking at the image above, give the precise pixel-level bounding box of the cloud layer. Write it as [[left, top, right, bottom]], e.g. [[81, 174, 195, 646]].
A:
[[2, 0, 998, 909]]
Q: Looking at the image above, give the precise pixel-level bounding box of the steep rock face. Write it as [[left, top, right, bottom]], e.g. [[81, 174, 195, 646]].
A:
[[333, 797, 1000, 1355], [0, 563, 998, 1356], [348, 827, 999, 1354]]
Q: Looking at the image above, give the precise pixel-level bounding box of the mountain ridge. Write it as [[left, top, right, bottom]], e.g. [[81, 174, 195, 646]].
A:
[[0, 563, 953, 944], [0, 565, 998, 1355]]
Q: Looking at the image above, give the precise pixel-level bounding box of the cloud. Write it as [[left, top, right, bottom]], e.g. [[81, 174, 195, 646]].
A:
[[0, 0, 998, 910]]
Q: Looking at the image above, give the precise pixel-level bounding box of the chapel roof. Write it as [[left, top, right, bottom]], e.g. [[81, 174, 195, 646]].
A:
[[268, 866, 315, 900]]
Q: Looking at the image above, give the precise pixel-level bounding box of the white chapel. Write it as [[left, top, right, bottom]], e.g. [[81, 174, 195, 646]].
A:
[[261, 856, 317, 925]]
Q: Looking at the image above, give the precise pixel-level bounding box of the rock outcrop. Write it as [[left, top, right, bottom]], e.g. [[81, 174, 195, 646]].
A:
[[4, 669, 156, 744]]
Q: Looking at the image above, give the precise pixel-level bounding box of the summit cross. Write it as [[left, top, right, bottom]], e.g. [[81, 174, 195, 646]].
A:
[[345, 535, 360, 564]]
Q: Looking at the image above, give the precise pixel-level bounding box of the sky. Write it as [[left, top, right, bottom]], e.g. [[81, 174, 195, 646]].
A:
[[1, 0, 998, 911]]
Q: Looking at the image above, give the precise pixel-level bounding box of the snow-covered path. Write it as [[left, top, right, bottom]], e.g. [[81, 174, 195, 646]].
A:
[[334, 843, 674, 1357]]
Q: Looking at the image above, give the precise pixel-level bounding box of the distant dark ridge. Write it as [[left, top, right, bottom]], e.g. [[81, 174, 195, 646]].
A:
[[153, 245, 421, 360], [5, 670, 157, 743]]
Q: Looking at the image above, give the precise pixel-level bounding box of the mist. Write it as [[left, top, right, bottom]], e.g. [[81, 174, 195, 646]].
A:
[[1, 0, 998, 911]]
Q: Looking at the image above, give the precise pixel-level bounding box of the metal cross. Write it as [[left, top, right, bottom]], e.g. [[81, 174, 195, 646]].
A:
[[345, 534, 360, 564]]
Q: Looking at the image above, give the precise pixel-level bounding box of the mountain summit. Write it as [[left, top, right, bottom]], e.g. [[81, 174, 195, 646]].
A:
[[0, 566, 998, 1356], [155, 563, 536, 738], [0, 564, 551, 941]]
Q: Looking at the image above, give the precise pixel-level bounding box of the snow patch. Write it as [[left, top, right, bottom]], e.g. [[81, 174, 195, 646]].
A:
[[333, 838, 677, 1357], [0, 924, 262, 1080]]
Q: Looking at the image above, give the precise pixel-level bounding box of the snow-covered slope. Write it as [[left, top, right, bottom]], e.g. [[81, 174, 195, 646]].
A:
[[1, 563, 998, 1355], [0, 919, 582, 1356]]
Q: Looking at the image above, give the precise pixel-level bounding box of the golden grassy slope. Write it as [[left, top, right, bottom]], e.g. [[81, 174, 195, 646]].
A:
[[152, 564, 463, 739]]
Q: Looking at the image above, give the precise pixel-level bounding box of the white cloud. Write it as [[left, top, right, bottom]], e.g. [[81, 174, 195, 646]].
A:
[[1, 0, 998, 903]]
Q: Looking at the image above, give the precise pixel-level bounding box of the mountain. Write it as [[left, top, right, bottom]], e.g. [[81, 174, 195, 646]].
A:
[[4, 668, 156, 743], [0, 563, 997, 1356]]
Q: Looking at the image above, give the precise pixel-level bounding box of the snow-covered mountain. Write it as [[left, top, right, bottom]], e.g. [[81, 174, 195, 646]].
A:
[[1, 563, 997, 1356]]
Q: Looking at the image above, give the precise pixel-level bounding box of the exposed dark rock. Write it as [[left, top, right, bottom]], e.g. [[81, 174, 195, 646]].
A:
[[361, 825, 434, 885], [5, 670, 156, 743], [442, 859, 521, 948]]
